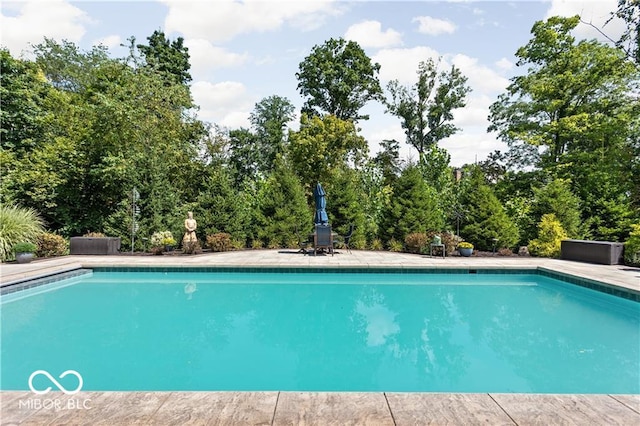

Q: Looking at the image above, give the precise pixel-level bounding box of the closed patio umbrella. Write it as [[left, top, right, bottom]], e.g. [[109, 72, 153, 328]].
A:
[[313, 182, 329, 225]]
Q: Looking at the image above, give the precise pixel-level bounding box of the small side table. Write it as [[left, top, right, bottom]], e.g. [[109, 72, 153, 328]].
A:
[[430, 243, 445, 258]]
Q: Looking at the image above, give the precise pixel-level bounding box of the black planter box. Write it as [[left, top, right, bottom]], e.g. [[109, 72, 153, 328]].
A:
[[70, 237, 121, 255], [561, 239, 624, 265]]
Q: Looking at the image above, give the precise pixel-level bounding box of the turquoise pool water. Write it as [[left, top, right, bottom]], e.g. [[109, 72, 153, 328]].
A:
[[1, 270, 638, 393]]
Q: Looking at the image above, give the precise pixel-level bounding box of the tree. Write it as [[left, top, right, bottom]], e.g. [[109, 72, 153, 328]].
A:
[[0, 49, 50, 155], [296, 37, 382, 121], [255, 157, 311, 248], [228, 128, 260, 183], [326, 167, 367, 249], [529, 213, 567, 258], [608, 0, 640, 65], [381, 165, 444, 244], [288, 114, 368, 187], [373, 139, 402, 187], [459, 167, 519, 251], [527, 179, 581, 243], [249, 95, 295, 174], [137, 30, 191, 85], [386, 58, 470, 155], [488, 15, 640, 240], [488, 16, 638, 167]]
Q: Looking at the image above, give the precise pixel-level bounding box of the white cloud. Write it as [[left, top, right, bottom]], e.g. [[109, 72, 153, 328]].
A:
[[93, 35, 121, 50], [191, 80, 254, 128], [495, 57, 514, 71], [0, 0, 89, 57], [451, 54, 510, 93], [344, 20, 402, 48], [185, 39, 249, 79], [162, 0, 344, 42], [442, 132, 507, 167], [545, 0, 625, 44], [413, 16, 457, 36], [373, 46, 441, 83]]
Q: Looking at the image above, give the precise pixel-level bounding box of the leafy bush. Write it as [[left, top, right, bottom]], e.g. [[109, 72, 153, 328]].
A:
[[0, 205, 44, 261], [529, 214, 567, 258], [36, 233, 68, 257], [624, 224, 640, 266], [405, 233, 428, 254], [206, 233, 232, 252], [251, 239, 263, 249], [13, 242, 37, 253], [182, 240, 202, 254]]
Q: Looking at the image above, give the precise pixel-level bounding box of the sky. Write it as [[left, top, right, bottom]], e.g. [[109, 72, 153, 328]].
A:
[[0, 0, 627, 166]]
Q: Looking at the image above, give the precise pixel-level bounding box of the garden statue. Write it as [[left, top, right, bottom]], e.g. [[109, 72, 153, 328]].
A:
[[182, 211, 202, 254], [183, 212, 197, 244]]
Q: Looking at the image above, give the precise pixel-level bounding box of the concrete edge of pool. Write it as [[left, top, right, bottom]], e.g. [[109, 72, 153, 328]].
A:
[[1, 251, 639, 424], [2, 391, 639, 424]]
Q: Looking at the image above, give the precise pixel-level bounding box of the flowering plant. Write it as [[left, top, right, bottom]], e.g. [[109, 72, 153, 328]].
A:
[[151, 231, 174, 247], [457, 241, 474, 249]]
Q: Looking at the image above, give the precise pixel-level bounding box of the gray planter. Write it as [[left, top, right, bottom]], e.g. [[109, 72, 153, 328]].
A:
[[16, 252, 34, 264], [458, 248, 473, 257]]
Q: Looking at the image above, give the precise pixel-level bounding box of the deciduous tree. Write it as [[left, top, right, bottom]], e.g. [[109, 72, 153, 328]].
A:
[[296, 37, 382, 121]]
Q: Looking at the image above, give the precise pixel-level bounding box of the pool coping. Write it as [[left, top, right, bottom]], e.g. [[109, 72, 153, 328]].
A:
[[1, 252, 639, 423]]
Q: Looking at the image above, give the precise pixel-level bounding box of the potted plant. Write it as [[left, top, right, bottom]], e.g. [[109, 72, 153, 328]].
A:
[[161, 236, 177, 252], [151, 231, 175, 254], [457, 241, 474, 257], [13, 242, 37, 264]]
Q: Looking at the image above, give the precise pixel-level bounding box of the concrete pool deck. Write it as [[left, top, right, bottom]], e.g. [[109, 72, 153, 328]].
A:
[[1, 250, 639, 424]]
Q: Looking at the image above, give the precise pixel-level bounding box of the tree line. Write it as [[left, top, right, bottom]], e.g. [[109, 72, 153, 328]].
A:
[[1, 13, 639, 256]]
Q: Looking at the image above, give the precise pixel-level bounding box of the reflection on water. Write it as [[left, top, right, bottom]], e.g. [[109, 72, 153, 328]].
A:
[[184, 282, 197, 300]]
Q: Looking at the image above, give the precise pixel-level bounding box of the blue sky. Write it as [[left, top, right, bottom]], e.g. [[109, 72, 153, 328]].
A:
[[1, 0, 624, 166]]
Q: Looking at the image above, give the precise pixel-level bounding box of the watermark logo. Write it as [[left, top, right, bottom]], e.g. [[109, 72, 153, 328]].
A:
[[19, 370, 91, 411], [28, 370, 83, 395]]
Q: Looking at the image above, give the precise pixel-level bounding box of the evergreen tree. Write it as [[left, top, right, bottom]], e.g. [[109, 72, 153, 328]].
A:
[[327, 167, 367, 249], [381, 165, 444, 244], [459, 168, 519, 250], [526, 179, 581, 243], [529, 213, 568, 257], [255, 157, 311, 247]]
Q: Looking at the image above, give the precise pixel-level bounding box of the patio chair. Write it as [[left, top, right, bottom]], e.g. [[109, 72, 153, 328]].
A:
[[335, 224, 355, 253], [314, 224, 334, 256], [296, 225, 310, 255]]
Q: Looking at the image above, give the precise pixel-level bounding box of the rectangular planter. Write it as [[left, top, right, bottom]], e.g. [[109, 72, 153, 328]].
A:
[[70, 237, 121, 255], [560, 239, 624, 265]]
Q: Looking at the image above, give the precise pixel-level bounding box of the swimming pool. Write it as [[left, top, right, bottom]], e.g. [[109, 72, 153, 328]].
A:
[[1, 268, 638, 393]]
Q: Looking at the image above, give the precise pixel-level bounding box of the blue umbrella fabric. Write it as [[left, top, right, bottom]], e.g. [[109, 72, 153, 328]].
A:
[[313, 182, 329, 225]]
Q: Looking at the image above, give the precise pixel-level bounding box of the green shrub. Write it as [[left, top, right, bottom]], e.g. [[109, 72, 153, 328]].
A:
[[0, 205, 44, 261], [529, 214, 567, 258], [624, 224, 640, 266], [405, 233, 428, 254], [370, 238, 383, 251], [206, 233, 232, 252], [388, 238, 403, 252], [13, 242, 37, 253], [251, 239, 263, 249], [36, 233, 68, 257]]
